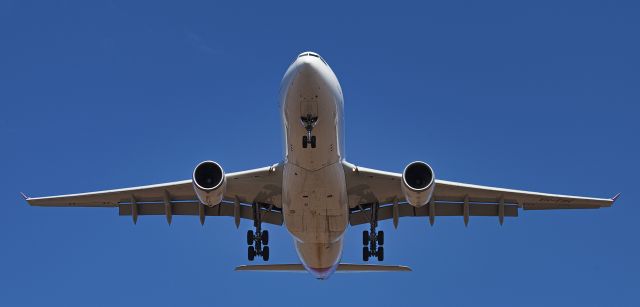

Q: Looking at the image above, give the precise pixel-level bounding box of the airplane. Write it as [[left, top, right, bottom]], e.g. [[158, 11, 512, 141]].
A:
[[23, 51, 619, 280]]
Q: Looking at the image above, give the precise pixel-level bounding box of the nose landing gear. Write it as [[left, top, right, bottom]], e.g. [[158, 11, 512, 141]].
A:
[[247, 203, 270, 261], [301, 113, 317, 149], [302, 135, 316, 149], [362, 203, 385, 261]]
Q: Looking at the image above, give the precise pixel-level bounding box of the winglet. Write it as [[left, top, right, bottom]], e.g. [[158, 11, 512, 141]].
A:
[[20, 192, 29, 200], [611, 193, 621, 203]]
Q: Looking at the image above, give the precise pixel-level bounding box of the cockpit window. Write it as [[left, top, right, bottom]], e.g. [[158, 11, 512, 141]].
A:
[[297, 52, 328, 65]]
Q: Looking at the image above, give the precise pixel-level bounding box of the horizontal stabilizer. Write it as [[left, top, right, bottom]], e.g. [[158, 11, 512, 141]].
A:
[[235, 264, 306, 272], [337, 264, 412, 272], [235, 263, 411, 272]]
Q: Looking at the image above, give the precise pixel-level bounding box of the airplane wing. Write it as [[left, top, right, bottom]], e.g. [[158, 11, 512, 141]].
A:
[[343, 162, 618, 226], [24, 164, 284, 226]]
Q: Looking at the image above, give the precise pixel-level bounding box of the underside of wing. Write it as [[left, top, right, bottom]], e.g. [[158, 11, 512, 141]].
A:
[[434, 180, 618, 210], [24, 164, 284, 225], [344, 162, 618, 226], [24, 180, 194, 207]]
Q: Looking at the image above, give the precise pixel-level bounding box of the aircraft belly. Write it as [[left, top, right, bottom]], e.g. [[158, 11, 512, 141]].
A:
[[282, 162, 348, 244], [279, 53, 347, 273]]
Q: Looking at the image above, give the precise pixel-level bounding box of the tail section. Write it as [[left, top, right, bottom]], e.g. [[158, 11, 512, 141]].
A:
[[336, 264, 412, 272], [235, 263, 411, 273], [235, 264, 306, 272]]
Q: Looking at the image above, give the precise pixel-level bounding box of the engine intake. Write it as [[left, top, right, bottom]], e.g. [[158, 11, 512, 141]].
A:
[[192, 161, 226, 207], [401, 161, 435, 207]]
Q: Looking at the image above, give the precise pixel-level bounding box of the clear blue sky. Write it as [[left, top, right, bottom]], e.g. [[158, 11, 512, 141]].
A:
[[1, 1, 638, 306]]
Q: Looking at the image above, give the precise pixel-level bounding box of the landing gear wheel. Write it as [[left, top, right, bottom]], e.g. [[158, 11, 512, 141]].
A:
[[362, 231, 370, 246], [363, 203, 386, 262], [362, 246, 370, 262], [310, 136, 316, 148], [377, 246, 384, 261], [377, 231, 384, 246], [247, 203, 271, 262], [246, 230, 254, 245], [248, 246, 256, 261], [302, 135, 308, 148]]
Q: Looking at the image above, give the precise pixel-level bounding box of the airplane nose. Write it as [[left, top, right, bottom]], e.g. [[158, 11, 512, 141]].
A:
[[296, 58, 318, 76], [293, 62, 321, 88], [294, 52, 325, 75]]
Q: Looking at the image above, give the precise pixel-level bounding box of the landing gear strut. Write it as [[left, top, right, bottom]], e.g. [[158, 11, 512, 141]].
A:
[[247, 203, 270, 261], [362, 203, 384, 261], [301, 113, 317, 149]]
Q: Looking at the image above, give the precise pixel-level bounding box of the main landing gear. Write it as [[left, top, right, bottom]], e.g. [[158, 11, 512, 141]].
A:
[[247, 203, 270, 261], [301, 113, 317, 149], [362, 203, 384, 261]]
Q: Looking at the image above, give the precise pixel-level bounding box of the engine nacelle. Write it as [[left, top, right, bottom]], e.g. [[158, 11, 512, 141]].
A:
[[401, 161, 435, 207], [192, 161, 226, 207]]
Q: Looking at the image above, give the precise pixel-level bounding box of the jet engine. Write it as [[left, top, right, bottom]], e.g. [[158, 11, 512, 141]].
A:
[[192, 160, 226, 207], [401, 161, 435, 207]]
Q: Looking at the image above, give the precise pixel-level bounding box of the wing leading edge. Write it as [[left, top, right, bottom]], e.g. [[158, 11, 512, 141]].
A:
[[343, 162, 617, 226], [24, 165, 284, 225]]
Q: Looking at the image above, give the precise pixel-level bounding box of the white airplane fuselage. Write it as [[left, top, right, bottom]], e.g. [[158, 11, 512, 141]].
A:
[[280, 52, 347, 279]]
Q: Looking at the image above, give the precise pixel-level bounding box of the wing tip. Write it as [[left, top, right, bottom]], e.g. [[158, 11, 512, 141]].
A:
[[20, 192, 29, 201], [611, 193, 621, 203]]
